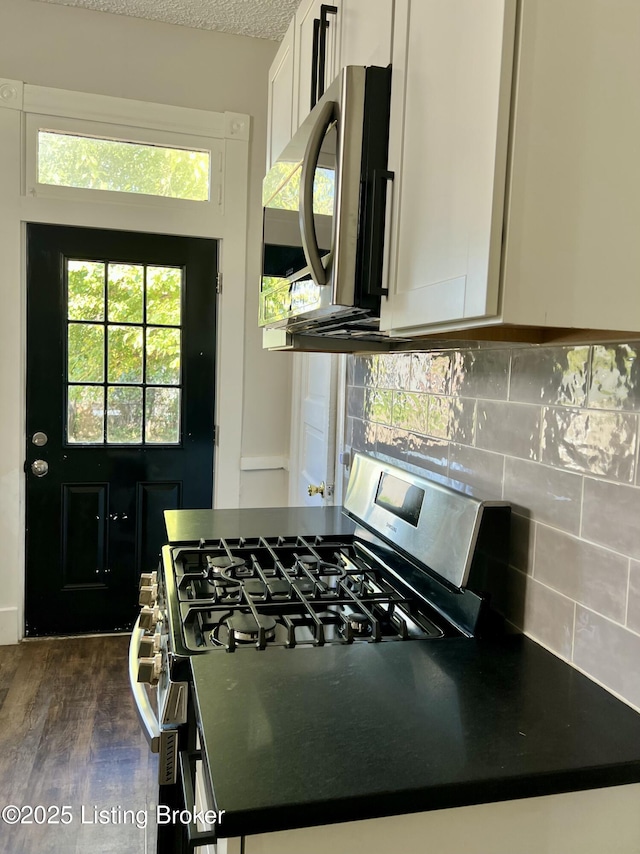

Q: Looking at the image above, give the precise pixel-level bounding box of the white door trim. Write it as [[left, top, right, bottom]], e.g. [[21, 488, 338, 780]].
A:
[[0, 78, 250, 643]]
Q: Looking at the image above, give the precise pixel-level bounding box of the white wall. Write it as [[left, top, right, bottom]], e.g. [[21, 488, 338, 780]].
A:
[[0, 0, 293, 641]]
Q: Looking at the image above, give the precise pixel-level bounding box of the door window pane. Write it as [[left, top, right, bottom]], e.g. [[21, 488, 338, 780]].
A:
[[68, 261, 105, 321], [108, 326, 143, 384], [38, 131, 211, 201], [147, 267, 182, 325], [68, 324, 104, 382], [146, 328, 181, 385], [146, 387, 181, 444], [68, 386, 104, 443], [108, 264, 144, 323], [66, 258, 184, 446], [107, 387, 143, 443]]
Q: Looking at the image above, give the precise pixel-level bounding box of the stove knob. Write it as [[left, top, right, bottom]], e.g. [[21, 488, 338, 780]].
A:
[[137, 653, 163, 685], [138, 631, 161, 658], [139, 605, 160, 631], [139, 571, 158, 591], [139, 583, 158, 607]]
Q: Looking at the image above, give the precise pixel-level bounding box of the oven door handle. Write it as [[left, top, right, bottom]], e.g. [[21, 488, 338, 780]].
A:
[[128, 616, 161, 753], [179, 750, 220, 851]]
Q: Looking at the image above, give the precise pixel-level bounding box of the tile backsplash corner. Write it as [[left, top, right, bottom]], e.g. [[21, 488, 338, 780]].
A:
[[345, 341, 640, 709]]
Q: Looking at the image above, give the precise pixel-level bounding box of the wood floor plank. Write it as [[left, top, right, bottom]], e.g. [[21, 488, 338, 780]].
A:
[[0, 635, 158, 854]]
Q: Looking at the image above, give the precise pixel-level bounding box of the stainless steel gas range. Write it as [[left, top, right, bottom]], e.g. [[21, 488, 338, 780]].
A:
[[129, 453, 511, 852]]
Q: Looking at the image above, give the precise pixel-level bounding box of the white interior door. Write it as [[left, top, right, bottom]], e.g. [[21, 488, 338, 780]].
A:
[[288, 352, 341, 507]]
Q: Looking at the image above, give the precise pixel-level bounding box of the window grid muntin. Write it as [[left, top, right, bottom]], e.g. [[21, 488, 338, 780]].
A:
[[65, 258, 184, 446]]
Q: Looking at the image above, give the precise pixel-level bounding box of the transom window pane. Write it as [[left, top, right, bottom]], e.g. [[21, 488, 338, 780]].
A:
[[38, 131, 211, 202], [66, 259, 183, 445]]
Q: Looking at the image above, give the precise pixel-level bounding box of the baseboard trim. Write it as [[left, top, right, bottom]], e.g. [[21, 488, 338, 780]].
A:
[[0, 608, 19, 645]]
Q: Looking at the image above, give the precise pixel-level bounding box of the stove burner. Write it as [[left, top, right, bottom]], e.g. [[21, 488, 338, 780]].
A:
[[226, 613, 277, 643], [207, 555, 246, 573], [297, 554, 319, 570], [206, 555, 246, 587]]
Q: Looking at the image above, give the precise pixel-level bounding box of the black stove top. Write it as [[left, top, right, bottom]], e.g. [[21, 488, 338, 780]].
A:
[[170, 534, 446, 653], [157, 455, 511, 674]]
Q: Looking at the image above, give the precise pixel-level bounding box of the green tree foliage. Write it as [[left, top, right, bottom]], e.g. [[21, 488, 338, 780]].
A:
[[39, 132, 210, 201], [67, 261, 182, 444]]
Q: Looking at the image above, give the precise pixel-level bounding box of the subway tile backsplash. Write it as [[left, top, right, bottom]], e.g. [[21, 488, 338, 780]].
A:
[[346, 343, 640, 710]]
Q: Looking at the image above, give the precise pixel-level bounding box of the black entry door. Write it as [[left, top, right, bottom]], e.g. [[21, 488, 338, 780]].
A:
[[26, 224, 217, 635]]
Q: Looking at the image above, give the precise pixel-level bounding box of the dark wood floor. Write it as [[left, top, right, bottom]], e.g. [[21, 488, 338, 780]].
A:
[[0, 635, 158, 854]]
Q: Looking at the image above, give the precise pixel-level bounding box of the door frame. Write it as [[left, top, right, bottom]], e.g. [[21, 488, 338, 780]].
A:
[[0, 79, 250, 643]]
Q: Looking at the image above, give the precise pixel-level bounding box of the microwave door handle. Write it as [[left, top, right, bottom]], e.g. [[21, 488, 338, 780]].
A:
[[299, 99, 336, 287]]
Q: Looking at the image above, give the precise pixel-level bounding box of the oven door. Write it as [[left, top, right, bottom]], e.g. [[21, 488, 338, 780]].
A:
[[128, 615, 188, 785]]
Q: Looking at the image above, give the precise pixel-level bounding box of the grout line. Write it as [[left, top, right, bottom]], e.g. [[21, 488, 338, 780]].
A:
[[570, 602, 577, 662], [575, 601, 640, 637], [578, 473, 586, 538], [525, 516, 636, 562], [625, 558, 631, 627], [530, 518, 537, 578]]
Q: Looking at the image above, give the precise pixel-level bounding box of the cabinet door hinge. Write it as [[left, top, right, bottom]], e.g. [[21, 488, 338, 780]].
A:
[[215, 272, 222, 294]]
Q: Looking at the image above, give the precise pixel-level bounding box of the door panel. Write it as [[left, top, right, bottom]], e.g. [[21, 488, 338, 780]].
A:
[[292, 353, 338, 507], [26, 224, 217, 635]]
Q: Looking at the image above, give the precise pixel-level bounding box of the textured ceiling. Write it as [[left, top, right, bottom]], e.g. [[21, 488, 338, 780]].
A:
[[36, 0, 299, 40]]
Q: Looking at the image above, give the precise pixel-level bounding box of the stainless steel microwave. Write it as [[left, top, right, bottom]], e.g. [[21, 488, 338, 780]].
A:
[[259, 65, 392, 349]]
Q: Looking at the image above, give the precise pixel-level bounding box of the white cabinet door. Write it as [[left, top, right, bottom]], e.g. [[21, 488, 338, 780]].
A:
[[380, 0, 517, 336], [292, 0, 341, 132], [339, 0, 393, 68], [266, 18, 295, 170]]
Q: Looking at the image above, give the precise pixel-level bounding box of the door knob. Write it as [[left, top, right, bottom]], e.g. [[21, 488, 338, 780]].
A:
[[31, 459, 49, 477], [307, 481, 326, 497]]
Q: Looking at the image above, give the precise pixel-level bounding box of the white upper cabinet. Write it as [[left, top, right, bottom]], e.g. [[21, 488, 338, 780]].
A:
[[267, 0, 394, 162], [500, 0, 640, 333], [266, 18, 295, 170], [339, 0, 393, 68], [382, 0, 640, 339], [292, 0, 341, 133], [381, 0, 517, 337]]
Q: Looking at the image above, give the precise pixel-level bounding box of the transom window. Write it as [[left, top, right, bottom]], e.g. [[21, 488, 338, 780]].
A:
[[38, 130, 211, 201], [66, 259, 183, 445]]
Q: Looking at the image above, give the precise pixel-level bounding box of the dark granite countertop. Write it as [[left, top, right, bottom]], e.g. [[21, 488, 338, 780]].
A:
[[191, 636, 640, 839], [169, 507, 640, 839]]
